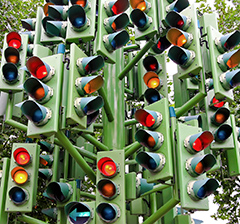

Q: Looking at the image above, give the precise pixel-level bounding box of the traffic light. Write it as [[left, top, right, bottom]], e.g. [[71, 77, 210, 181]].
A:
[[204, 89, 234, 150], [19, 54, 64, 137], [95, 0, 130, 63], [166, 4, 203, 79], [135, 98, 173, 182], [96, 151, 126, 223], [151, 35, 171, 54], [158, 0, 189, 29], [0, 32, 28, 93], [5, 143, 40, 212], [207, 27, 240, 103], [130, 0, 159, 41], [176, 122, 219, 210], [65, 201, 95, 224], [66, 43, 105, 129]]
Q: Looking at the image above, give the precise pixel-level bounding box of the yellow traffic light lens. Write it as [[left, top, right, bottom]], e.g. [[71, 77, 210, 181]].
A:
[[101, 182, 116, 197], [136, 2, 146, 11], [215, 113, 225, 124], [195, 162, 204, 174], [147, 136, 155, 147], [75, 0, 86, 7], [111, 22, 117, 31], [11, 167, 28, 185], [177, 34, 187, 47], [6, 55, 19, 64], [34, 87, 45, 100], [130, 0, 146, 11], [227, 53, 240, 69], [147, 77, 160, 88]]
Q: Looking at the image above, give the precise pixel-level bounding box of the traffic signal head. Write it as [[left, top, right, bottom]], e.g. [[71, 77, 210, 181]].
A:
[[48, 5, 68, 21], [168, 46, 195, 68], [165, 11, 191, 31], [135, 129, 164, 151], [151, 36, 171, 54], [130, 9, 151, 31], [184, 131, 214, 154], [68, 5, 88, 31], [26, 56, 55, 82], [5, 143, 40, 212], [23, 77, 53, 104], [65, 201, 94, 224], [143, 55, 162, 73], [166, 27, 193, 48], [74, 95, 104, 118], [217, 49, 240, 72], [144, 88, 164, 105], [20, 100, 51, 126], [134, 108, 162, 130], [104, 0, 129, 16], [166, 0, 189, 13], [76, 55, 104, 76], [104, 13, 129, 33], [143, 72, 162, 89], [187, 178, 219, 201], [45, 182, 73, 203], [103, 30, 129, 52], [135, 151, 165, 172], [220, 69, 240, 90], [96, 203, 119, 223], [97, 157, 118, 178], [186, 154, 216, 177], [75, 75, 104, 96], [215, 30, 240, 53], [6, 32, 22, 49]]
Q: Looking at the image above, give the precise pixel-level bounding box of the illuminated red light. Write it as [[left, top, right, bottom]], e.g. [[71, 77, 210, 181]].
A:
[[98, 157, 117, 177], [192, 138, 203, 152], [192, 131, 214, 152], [7, 32, 22, 49], [157, 41, 161, 49], [212, 97, 225, 108], [13, 148, 31, 166], [36, 65, 48, 79], [145, 114, 155, 127]]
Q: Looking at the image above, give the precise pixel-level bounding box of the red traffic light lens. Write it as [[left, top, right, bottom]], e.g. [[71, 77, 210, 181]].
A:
[[7, 32, 21, 49], [211, 97, 225, 108], [36, 65, 48, 80], [176, 19, 184, 28], [98, 157, 117, 177], [192, 131, 214, 152], [11, 167, 29, 185], [13, 148, 31, 166], [145, 114, 155, 127]]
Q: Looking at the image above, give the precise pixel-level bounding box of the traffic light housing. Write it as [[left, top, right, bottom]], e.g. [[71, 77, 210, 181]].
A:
[[166, 4, 203, 79], [96, 151, 126, 223], [207, 27, 240, 103], [205, 89, 234, 150], [65, 1, 97, 44], [135, 98, 174, 182], [130, 0, 159, 41], [95, 0, 130, 63], [176, 122, 219, 210], [66, 43, 105, 129], [5, 143, 40, 212], [19, 54, 64, 137], [0, 32, 28, 93]]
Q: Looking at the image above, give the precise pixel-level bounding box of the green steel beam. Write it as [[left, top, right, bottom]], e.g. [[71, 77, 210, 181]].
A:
[[80, 133, 109, 151], [125, 142, 142, 159], [17, 214, 48, 224]]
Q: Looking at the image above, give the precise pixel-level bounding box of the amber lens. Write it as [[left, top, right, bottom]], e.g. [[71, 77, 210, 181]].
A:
[[147, 136, 155, 147], [12, 167, 28, 184], [147, 77, 160, 88]]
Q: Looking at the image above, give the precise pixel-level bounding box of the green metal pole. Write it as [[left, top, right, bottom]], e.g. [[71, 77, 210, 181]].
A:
[[123, 44, 140, 52], [55, 131, 96, 183], [64, 150, 69, 180], [80, 133, 109, 151], [102, 49, 125, 150], [175, 92, 206, 118], [93, 123, 103, 129], [125, 159, 138, 165], [98, 87, 114, 122], [125, 119, 138, 126], [0, 158, 10, 223], [52, 145, 60, 182], [125, 142, 142, 159], [17, 214, 48, 224], [80, 191, 96, 200], [74, 146, 97, 161], [140, 183, 171, 197], [142, 197, 179, 224], [124, 87, 134, 95], [149, 193, 158, 224], [118, 39, 155, 80]]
